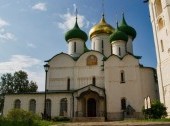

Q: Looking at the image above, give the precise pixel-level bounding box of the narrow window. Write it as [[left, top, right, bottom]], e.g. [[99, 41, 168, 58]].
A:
[[102, 40, 104, 53], [160, 40, 164, 52], [158, 18, 164, 30], [93, 42, 95, 50], [46, 99, 51, 117], [120, 70, 125, 83], [14, 99, 21, 109], [155, 0, 162, 17], [29, 99, 36, 113], [74, 42, 76, 53], [60, 98, 67, 116], [121, 98, 126, 110], [119, 47, 121, 56], [67, 78, 70, 90], [92, 76, 96, 85]]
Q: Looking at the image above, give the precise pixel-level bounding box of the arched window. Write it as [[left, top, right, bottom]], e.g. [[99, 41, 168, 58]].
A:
[[155, 0, 162, 17], [87, 55, 97, 66], [74, 42, 76, 53], [14, 99, 21, 109], [121, 98, 126, 110], [29, 99, 36, 113], [67, 78, 70, 90], [160, 40, 164, 52], [60, 98, 67, 116], [46, 99, 51, 117], [120, 70, 125, 83], [158, 18, 164, 30], [92, 76, 96, 85]]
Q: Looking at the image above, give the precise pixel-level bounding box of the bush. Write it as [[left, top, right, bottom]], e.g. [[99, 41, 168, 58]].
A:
[[0, 109, 41, 126], [53, 116, 70, 122], [143, 100, 167, 119]]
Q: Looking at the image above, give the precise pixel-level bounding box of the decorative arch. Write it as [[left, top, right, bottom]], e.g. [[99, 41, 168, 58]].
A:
[[14, 99, 21, 109], [60, 98, 67, 116], [29, 99, 36, 113], [87, 55, 97, 66]]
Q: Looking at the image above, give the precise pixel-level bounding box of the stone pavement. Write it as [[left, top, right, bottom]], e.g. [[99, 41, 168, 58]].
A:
[[53, 121, 170, 126]]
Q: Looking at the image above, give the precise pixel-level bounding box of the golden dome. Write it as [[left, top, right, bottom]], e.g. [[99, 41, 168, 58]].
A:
[[89, 15, 115, 39]]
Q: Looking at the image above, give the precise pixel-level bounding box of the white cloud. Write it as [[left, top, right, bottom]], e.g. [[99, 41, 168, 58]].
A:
[[0, 55, 45, 91], [27, 43, 36, 48], [32, 3, 47, 11], [0, 29, 15, 41], [57, 4, 90, 32], [0, 18, 9, 28], [0, 18, 16, 42]]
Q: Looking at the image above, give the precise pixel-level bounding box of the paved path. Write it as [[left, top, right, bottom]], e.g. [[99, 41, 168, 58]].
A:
[[53, 121, 170, 126]]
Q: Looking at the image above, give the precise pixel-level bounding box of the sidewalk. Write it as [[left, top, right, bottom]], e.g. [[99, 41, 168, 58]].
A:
[[53, 121, 170, 126]]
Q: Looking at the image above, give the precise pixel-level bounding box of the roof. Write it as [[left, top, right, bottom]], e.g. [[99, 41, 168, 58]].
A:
[[118, 14, 137, 40], [65, 19, 88, 42]]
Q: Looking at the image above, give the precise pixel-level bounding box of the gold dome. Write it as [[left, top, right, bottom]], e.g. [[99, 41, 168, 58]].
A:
[[89, 16, 115, 39]]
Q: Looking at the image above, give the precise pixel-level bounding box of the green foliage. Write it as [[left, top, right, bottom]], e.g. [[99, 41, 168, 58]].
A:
[[143, 100, 167, 119], [0, 70, 38, 95], [53, 116, 70, 122], [7, 109, 40, 121], [0, 109, 56, 126], [0, 70, 38, 112], [0, 109, 41, 126]]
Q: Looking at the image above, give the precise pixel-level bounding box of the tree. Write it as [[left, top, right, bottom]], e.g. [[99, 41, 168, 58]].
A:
[[143, 100, 167, 119], [0, 70, 38, 113]]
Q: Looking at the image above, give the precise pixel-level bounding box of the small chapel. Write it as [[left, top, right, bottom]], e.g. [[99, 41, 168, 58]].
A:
[[3, 12, 158, 121]]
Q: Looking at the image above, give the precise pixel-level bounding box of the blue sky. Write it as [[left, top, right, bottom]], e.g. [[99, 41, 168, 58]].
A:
[[0, 0, 156, 91]]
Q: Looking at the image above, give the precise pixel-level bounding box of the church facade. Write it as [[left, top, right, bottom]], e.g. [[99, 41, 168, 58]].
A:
[[3, 12, 158, 120]]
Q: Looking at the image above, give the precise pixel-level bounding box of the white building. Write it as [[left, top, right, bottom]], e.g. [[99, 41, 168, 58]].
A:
[[148, 0, 170, 117], [3, 13, 158, 121]]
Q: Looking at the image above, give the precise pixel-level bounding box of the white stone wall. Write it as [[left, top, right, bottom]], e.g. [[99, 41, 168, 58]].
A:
[[3, 93, 72, 118], [68, 38, 85, 57], [126, 36, 133, 54], [149, 0, 170, 116], [48, 53, 75, 90], [91, 34, 111, 57], [111, 40, 126, 57], [75, 51, 104, 89], [104, 55, 157, 114]]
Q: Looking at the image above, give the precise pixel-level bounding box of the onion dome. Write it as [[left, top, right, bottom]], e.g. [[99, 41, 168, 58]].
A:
[[89, 15, 115, 39], [118, 14, 136, 40], [110, 29, 128, 43], [65, 19, 88, 42]]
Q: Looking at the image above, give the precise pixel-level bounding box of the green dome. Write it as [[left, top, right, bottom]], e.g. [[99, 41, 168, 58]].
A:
[[118, 14, 136, 40], [110, 29, 128, 43], [65, 20, 88, 42]]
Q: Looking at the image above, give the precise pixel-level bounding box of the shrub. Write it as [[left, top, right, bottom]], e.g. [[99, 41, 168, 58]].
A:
[[143, 100, 167, 119], [2, 109, 40, 126], [53, 116, 70, 122]]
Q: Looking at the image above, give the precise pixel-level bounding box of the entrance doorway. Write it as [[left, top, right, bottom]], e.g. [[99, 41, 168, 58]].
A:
[[87, 98, 96, 117]]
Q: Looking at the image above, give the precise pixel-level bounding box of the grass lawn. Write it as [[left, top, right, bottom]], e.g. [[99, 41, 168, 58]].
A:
[[0, 119, 69, 126]]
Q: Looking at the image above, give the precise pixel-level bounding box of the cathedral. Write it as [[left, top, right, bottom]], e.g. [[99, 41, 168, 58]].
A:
[[3, 6, 159, 121]]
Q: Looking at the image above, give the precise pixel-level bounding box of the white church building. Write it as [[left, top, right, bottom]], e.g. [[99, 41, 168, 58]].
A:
[[3, 11, 158, 120], [149, 0, 170, 117]]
